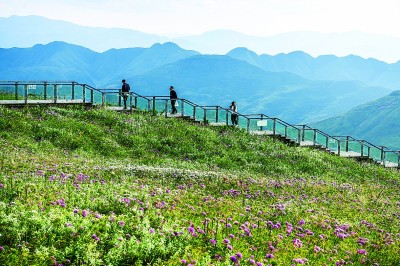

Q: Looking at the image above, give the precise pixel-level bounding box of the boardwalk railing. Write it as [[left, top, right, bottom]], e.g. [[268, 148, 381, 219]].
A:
[[0, 80, 399, 168]]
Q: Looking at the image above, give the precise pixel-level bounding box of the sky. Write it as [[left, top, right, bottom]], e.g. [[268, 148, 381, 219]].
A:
[[1, 0, 400, 37]]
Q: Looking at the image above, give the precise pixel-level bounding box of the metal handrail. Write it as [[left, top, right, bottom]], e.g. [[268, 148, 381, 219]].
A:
[[1, 80, 399, 168]]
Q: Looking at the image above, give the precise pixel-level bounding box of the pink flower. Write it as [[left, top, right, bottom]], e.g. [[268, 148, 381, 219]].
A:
[[357, 249, 367, 255]]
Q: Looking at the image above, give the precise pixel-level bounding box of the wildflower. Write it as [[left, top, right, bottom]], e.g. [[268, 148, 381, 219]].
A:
[[95, 214, 101, 219], [73, 209, 78, 214], [118, 221, 125, 227], [298, 219, 305, 226], [223, 238, 230, 244], [256, 262, 263, 266], [357, 249, 367, 255], [82, 210, 87, 217], [180, 259, 187, 264], [227, 245, 233, 250], [0, 246, 4, 251], [293, 258, 308, 264], [92, 234, 100, 241], [236, 252, 243, 259], [229, 234, 235, 238], [149, 228, 155, 234], [314, 245, 322, 253], [230, 256, 238, 263], [266, 254, 274, 259], [209, 238, 216, 245], [293, 238, 303, 248]]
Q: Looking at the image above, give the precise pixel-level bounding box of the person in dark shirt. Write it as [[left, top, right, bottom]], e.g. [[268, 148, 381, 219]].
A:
[[121, 79, 130, 109], [169, 86, 178, 114], [229, 101, 238, 126]]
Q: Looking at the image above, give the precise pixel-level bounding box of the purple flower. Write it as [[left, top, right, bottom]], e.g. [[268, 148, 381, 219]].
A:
[[223, 238, 230, 244], [73, 209, 79, 214], [298, 219, 305, 226], [230, 256, 238, 263], [180, 259, 187, 264], [357, 249, 367, 255], [188, 226, 195, 235], [118, 221, 125, 227], [209, 238, 216, 245], [227, 245, 233, 250], [0, 183, 4, 188], [82, 210, 87, 217], [256, 262, 263, 266], [92, 234, 100, 241], [314, 245, 322, 252], [293, 238, 303, 248], [266, 253, 274, 259], [95, 214, 101, 219], [0, 246, 4, 251], [149, 228, 155, 234], [236, 252, 243, 259], [293, 258, 307, 264]]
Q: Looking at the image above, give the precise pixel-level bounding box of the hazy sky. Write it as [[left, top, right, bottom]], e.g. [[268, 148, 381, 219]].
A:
[[1, 0, 400, 37]]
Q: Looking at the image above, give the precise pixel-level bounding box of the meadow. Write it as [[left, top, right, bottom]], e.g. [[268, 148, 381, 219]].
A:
[[0, 106, 399, 265]]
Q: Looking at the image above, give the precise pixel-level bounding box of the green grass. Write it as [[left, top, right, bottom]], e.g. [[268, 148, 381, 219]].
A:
[[0, 106, 399, 265]]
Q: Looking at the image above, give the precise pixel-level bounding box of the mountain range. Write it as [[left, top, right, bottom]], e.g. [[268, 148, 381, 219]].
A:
[[2, 15, 400, 63], [0, 41, 394, 124], [312, 91, 400, 150]]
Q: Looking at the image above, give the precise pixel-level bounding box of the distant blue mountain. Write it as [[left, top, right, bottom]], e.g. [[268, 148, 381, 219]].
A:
[[311, 91, 400, 150], [0, 41, 393, 123], [227, 48, 400, 90], [2, 16, 400, 63]]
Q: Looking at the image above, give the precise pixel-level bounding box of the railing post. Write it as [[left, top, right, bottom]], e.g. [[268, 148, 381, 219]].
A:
[[90, 90, 94, 104], [118, 90, 122, 107], [24, 84, 28, 104], [284, 125, 288, 137], [53, 85, 57, 103], [301, 125, 305, 141], [325, 136, 328, 149], [226, 110, 229, 126], [338, 140, 341, 156], [380, 146, 385, 166], [216, 106, 219, 123], [134, 96, 138, 109], [44, 82, 47, 100], [152, 97, 156, 114], [204, 109, 207, 124], [102, 93, 105, 107], [260, 115, 264, 131], [71, 82, 75, 100], [346, 136, 349, 152], [272, 118, 276, 135], [360, 141, 364, 156], [82, 85, 86, 103], [297, 129, 301, 144], [129, 93, 133, 111], [193, 106, 197, 120], [312, 129, 316, 145], [181, 100, 184, 116], [14, 82, 18, 100], [165, 100, 168, 118], [247, 118, 250, 132]]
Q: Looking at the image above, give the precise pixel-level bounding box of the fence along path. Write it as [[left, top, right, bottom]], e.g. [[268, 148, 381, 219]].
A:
[[0, 80, 399, 169]]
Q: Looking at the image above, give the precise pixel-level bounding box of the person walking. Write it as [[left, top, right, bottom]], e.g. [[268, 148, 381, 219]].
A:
[[229, 101, 238, 126], [169, 86, 178, 114], [121, 79, 131, 109]]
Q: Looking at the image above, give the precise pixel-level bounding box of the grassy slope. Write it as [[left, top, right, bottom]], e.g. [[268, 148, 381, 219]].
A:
[[0, 106, 399, 265]]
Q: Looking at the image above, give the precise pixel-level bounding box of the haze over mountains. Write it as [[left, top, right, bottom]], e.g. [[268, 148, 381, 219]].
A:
[[2, 15, 400, 63], [1, 15, 400, 149], [0, 41, 396, 124]]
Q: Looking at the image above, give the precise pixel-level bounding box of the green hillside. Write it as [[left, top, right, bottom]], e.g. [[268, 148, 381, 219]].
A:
[[0, 106, 399, 265], [312, 90, 400, 150]]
